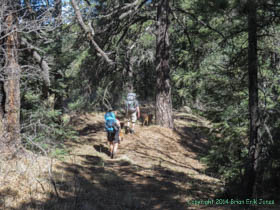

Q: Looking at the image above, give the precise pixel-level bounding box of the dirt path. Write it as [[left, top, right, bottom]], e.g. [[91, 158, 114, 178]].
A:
[[48, 112, 225, 210], [0, 112, 227, 210]]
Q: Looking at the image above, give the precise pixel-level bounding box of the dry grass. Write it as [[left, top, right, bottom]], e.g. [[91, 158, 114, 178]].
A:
[[0, 152, 59, 209], [1, 111, 278, 210]]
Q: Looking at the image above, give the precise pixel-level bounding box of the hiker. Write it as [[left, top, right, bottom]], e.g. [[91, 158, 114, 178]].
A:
[[104, 109, 120, 159], [125, 92, 140, 133]]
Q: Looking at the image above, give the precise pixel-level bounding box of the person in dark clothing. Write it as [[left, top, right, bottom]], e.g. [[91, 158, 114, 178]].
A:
[[105, 110, 120, 159]]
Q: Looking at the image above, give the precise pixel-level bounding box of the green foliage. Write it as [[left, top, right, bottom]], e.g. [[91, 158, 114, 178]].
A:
[[201, 121, 248, 183], [51, 147, 69, 160], [21, 90, 77, 156], [170, 0, 280, 193]]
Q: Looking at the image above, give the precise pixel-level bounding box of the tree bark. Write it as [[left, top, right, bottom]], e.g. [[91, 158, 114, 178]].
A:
[[155, 0, 174, 129], [0, 81, 5, 137], [126, 54, 134, 92], [244, 0, 260, 198], [2, 12, 21, 147]]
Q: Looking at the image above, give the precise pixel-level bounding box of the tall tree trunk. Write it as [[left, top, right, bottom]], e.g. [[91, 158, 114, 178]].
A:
[[53, 0, 63, 109], [2, 11, 21, 148], [244, 0, 260, 198], [126, 54, 134, 92], [155, 0, 174, 129], [0, 81, 5, 136]]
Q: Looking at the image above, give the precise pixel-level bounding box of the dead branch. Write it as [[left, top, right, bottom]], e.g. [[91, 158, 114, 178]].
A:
[[48, 158, 60, 199], [22, 134, 48, 156], [71, 0, 114, 65], [21, 37, 50, 87], [94, 0, 149, 19]]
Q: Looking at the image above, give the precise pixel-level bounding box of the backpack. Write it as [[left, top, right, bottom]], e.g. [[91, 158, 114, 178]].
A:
[[104, 112, 116, 133], [125, 93, 137, 113]]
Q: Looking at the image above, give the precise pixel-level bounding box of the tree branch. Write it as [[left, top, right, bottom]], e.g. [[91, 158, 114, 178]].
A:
[[71, 0, 114, 65], [21, 37, 50, 87], [174, 7, 225, 39]]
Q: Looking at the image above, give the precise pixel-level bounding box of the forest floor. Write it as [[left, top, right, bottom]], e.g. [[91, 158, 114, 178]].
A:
[[0, 111, 278, 209]]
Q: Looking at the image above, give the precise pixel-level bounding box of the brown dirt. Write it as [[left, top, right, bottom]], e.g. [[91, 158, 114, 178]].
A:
[[1, 112, 277, 209]]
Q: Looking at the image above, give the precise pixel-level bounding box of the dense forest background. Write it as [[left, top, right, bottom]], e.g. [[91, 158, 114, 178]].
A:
[[1, 0, 280, 203]]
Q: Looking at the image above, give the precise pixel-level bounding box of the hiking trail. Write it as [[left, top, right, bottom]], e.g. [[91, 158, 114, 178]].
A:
[[57, 111, 224, 210], [0, 111, 227, 210]]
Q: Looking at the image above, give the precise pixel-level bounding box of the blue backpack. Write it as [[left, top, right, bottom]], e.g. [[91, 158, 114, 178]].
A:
[[105, 112, 116, 133]]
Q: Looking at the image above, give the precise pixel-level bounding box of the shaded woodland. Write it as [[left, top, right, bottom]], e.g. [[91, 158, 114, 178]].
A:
[[1, 0, 280, 208]]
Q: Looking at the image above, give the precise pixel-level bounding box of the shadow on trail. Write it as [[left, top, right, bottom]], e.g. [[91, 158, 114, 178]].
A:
[[175, 125, 211, 158], [93, 144, 110, 157], [12, 113, 226, 210], [134, 140, 206, 175], [174, 124, 223, 184], [66, 121, 105, 146], [15, 153, 224, 210], [78, 122, 104, 136]]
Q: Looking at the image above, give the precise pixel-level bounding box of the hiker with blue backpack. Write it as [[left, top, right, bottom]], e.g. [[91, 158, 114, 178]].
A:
[[125, 92, 140, 134], [104, 109, 120, 159]]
